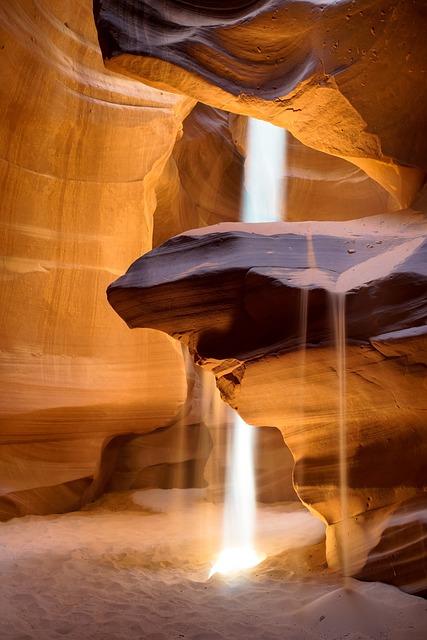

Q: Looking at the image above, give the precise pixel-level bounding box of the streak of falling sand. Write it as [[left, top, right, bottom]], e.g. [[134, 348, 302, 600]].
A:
[[0, 489, 425, 640]]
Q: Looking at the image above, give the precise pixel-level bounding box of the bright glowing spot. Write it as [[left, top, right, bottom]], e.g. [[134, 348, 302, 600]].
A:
[[209, 415, 265, 579], [209, 547, 266, 578]]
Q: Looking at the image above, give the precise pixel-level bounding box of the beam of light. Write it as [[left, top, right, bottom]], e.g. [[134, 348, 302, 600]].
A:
[[209, 415, 265, 578], [243, 117, 287, 223], [209, 117, 286, 579]]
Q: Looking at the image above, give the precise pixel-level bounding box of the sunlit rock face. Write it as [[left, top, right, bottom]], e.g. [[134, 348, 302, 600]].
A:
[[283, 132, 393, 220], [154, 103, 243, 245], [107, 212, 427, 594], [95, 0, 427, 208], [0, 0, 197, 517], [229, 117, 396, 221], [0, 1, 296, 520]]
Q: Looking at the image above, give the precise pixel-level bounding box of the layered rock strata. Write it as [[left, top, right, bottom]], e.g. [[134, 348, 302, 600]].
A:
[[95, 0, 427, 207], [107, 212, 427, 594], [154, 103, 243, 246], [1, 1, 298, 519], [0, 0, 195, 516]]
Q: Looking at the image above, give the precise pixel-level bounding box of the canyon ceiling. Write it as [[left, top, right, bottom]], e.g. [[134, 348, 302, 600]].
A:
[[1, 0, 426, 595]]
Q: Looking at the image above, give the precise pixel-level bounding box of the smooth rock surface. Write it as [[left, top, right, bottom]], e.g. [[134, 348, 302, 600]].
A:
[[0, 1, 297, 519], [1, 2, 426, 601], [95, 0, 427, 207], [268, 129, 395, 221], [229, 116, 397, 221], [154, 103, 243, 245], [0, 0, 194, 516]]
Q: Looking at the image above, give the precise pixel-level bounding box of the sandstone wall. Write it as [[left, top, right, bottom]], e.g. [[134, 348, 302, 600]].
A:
[[95, 0, 427, 208], [95, 0, 427, 594], [0, 0, 294, 518], [0, 0, 195, 517]]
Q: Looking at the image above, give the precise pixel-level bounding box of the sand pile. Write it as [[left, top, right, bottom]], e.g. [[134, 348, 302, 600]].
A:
[[0, 489, 425, 640]]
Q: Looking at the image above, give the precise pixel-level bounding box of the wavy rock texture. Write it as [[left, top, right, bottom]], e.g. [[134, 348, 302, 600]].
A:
[[107, 212, 427, 594], [229, 116, 396, 221], [0, 1, 295, 518], [95, 0, 427, 207], [283, 132, 393, 220], [153, 103, 243, 245], [155, 107, 397, 237], [0, 0, 198, 517]]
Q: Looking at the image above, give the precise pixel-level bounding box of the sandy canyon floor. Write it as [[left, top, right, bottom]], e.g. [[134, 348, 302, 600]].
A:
[[0, 489, 426, 640]]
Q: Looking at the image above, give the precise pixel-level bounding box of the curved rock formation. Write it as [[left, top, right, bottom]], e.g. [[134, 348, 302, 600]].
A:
[[153, 103, 243, 245], [95, 0, 427, 207], [0, 0, 195, 516], [283, 132, 394, 220], [1, 1, 296, 519], [156, 108, 397, 235], [107, 211, 427, 593]]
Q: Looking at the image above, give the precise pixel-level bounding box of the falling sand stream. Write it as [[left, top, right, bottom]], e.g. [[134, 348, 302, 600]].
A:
[[330, 291, 350, 584], [296, 231, 351, 584]]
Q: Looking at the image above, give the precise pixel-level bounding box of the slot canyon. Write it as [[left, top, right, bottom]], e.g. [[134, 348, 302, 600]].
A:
[[0, 1, 426, 638]]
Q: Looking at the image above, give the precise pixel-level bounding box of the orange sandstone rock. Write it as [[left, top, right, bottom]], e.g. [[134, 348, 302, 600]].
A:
[[107, 212, 427, 593], [0, 0, 195, 516], [154, 103, 243, 245], [95, 0, 427, 207]]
